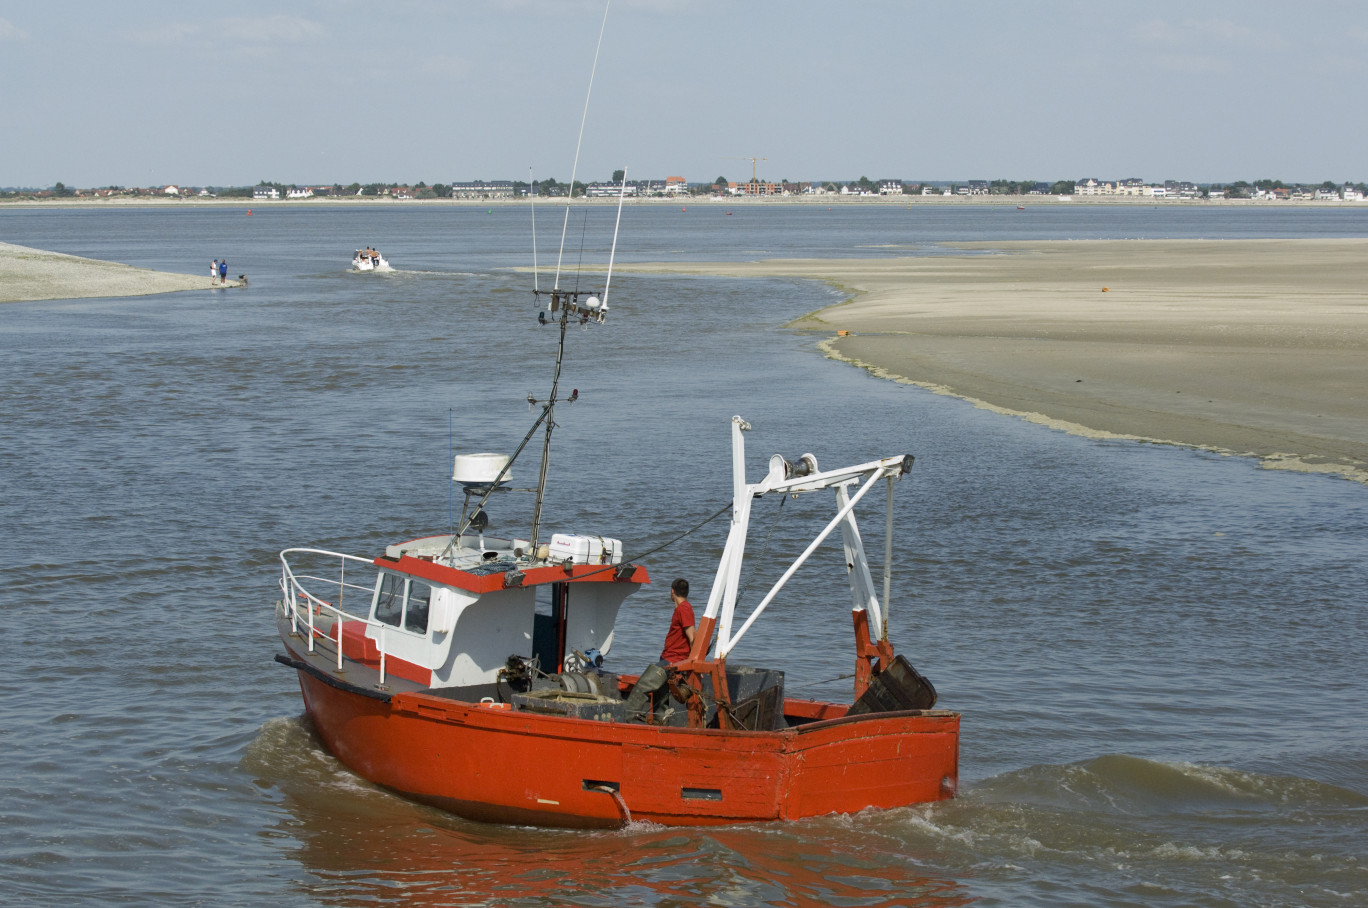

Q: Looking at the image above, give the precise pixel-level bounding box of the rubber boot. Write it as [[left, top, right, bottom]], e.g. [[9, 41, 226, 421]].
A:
[[624, 663, 669, 717]]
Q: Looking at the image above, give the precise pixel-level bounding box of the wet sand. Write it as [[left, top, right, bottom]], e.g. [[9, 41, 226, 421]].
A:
[[615, 239, 1368, 483], [0, 241, 236, 302]]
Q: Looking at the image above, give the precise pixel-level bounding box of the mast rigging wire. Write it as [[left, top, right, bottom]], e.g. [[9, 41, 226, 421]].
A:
[[529, 166, 539, 292], [553, 0, 611, 291], [602, 169, 628, 307]]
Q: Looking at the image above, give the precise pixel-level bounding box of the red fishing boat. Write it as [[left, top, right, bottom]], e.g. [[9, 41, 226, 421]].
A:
[[275, 395, 958, 827]]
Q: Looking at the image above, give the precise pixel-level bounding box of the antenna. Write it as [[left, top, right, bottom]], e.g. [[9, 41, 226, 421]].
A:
[[529, 166, 539, 293], [553, 0, 611, 291], [602, 168, 628, 309]]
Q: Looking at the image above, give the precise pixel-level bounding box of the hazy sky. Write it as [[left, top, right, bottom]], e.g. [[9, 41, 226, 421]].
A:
[[3, 0, 1367, 189]]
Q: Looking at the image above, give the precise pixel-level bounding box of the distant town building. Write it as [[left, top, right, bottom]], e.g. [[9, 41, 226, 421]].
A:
[[450, 180, 514, 199], [253, 186, 280, 200], [586, 181, 636, 197], [286, 187, 314, 199], [730, 181, 781, 196]]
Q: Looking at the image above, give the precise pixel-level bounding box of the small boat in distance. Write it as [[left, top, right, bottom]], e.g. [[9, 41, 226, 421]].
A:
[[352, 248, 392, 272]]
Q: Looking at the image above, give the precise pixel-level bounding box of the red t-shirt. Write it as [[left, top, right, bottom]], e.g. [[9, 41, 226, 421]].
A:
[[660, 598, 695, 664]]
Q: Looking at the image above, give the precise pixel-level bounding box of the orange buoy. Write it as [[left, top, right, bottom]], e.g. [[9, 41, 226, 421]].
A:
[[837, 330, 851, 337], [247, 209, 252, 215], [1102, 287, 1110, 292]]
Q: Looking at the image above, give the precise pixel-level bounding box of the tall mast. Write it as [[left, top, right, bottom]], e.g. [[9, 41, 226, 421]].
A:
[[528, 296, 571, 553], [528, 0, 613, 554]]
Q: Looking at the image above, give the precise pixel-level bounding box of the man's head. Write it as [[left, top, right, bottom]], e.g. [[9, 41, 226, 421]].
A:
[[670, 577, 689, 602]]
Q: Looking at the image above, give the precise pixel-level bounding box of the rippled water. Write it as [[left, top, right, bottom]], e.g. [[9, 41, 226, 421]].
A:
[[3, 204, 1367, 906]]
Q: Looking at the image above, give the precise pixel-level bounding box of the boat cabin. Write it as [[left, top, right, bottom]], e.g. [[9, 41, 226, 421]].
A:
[[311, 532, 648, 701]]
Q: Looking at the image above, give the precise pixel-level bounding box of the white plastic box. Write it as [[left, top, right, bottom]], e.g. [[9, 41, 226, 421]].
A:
[[548, 533, 623, 565]]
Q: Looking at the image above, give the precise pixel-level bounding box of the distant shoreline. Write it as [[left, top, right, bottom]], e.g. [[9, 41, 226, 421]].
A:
[[4, 195, 1368, 209]]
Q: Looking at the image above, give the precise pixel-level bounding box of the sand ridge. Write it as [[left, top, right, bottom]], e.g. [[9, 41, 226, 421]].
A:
[[614, 239, 1368, 484], [0, 241, 237, 302]]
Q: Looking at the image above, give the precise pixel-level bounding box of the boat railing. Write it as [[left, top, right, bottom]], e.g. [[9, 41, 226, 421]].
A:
[[278, 547, 393, 685]]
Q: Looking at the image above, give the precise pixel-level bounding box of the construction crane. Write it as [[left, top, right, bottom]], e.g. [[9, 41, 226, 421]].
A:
[[726, 156, 767, 183]]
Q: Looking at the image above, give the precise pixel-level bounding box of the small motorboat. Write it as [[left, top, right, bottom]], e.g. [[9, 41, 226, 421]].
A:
[[351, 248, 392, 272]]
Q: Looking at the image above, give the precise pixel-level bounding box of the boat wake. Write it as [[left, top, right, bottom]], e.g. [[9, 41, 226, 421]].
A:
[[968, 753, 1368, 814], [242, 724, 1368, 906], [341, 268, 478, 277], [240, 715, 387, 801], [241, 715, 967, 906], [871, 755, 1368, 906]]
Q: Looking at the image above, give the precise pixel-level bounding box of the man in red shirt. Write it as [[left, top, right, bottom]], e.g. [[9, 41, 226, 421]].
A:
[[659, 578, 696, 665], [625, 578, 695, 719]]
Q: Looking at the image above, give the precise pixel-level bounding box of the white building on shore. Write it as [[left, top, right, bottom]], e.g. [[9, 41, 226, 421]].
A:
[[450, 180, 514, 199]]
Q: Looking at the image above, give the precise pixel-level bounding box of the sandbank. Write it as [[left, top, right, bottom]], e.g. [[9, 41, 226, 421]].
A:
[[614, 239, 1368, 484], [0, 241, 237, 303]]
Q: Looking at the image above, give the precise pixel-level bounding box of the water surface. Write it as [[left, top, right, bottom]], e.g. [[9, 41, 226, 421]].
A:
[[2, 204, 1366, 906]]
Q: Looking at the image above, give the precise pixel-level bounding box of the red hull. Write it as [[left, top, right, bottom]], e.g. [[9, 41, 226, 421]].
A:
[[292, 666, 959, 828]]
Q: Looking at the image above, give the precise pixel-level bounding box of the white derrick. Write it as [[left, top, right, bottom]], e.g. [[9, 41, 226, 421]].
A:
[[702, 416, 910, 659]]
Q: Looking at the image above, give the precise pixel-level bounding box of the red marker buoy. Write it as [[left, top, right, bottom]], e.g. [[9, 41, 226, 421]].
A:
[[247, 209, 253, 215]]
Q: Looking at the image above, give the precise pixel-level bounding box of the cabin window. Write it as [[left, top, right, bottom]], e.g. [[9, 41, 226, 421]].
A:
[[374, 573, 404, 627], [374, 573, 432, 636], [405, 581, 432, 635]]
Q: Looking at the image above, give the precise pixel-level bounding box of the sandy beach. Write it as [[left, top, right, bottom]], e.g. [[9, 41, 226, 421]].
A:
[[0, 241, 236, 303], [615, 239, 1368, 484]]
